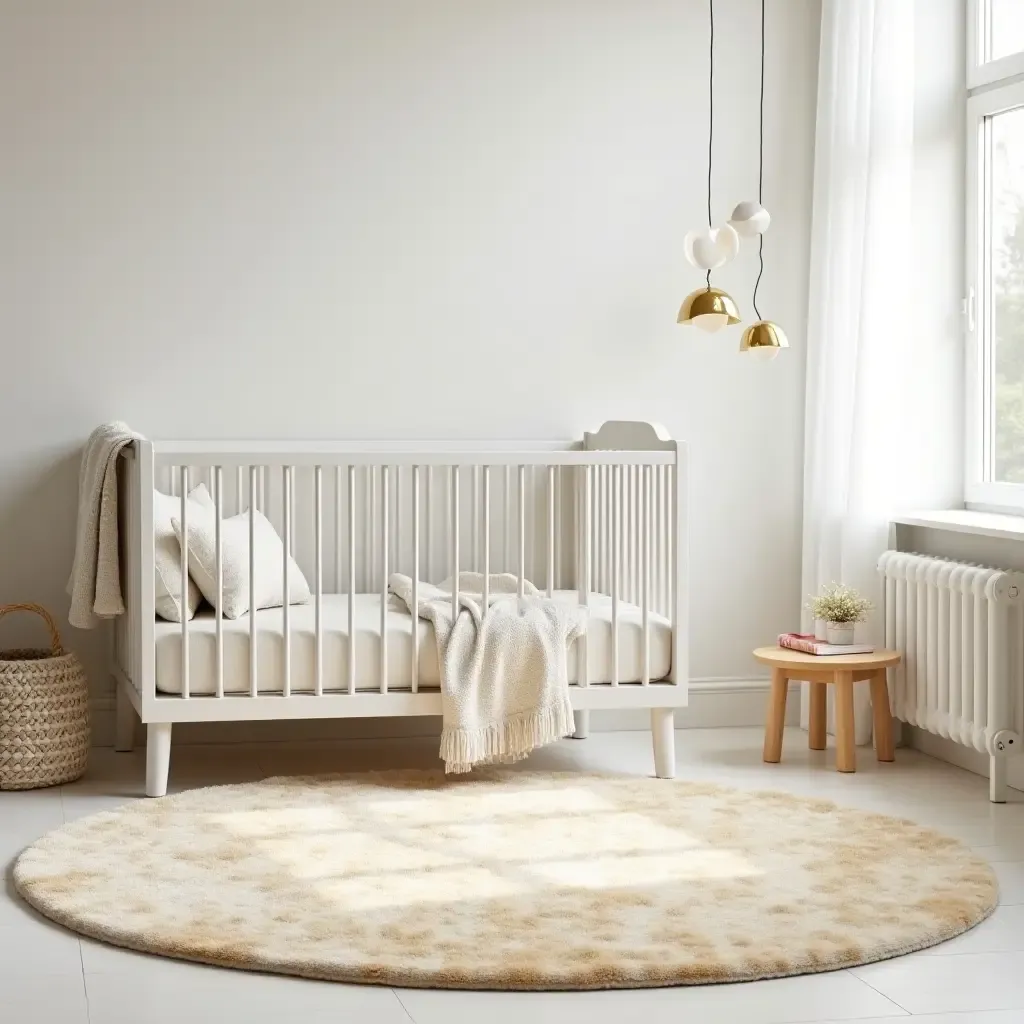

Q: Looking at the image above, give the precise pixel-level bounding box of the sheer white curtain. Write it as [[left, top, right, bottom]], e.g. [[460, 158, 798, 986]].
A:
[[800, 0, 916, 742]]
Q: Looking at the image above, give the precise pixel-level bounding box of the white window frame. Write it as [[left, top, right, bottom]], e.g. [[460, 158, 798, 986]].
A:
[[968, 0, 1024, 90], [965, 1, 1024, 513]]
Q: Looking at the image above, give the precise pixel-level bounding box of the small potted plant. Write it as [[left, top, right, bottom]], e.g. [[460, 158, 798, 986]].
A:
[[806, 583, 872, 645]]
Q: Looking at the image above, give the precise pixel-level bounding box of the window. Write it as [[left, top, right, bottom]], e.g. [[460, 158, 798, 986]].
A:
[[966, 1, 1024, 511]]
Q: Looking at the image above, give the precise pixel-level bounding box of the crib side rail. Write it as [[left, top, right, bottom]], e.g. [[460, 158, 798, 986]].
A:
[[143, 431, 684, 707]]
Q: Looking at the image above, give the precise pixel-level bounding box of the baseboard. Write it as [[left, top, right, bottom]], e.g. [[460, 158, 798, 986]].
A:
[[905, 726, 1024, 794], [90, 676, 785, 747]]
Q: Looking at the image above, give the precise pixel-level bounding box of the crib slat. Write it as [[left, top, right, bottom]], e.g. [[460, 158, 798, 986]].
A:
[[236, 466, 244, 516], [505, 465, 512, 573], [554, 467, 562, 590], [425, 468, 432, 583], [367, 466, 375, 592], [642, 464, 650, 685], [654, 466, 663, 613], [473, 465, 480, 572], [180, 467, 190, 700], [518, 465, 526, 599], [283, 466, 292, 699], [579, 466, 592, 687], [348, 465, 356, 695], [314, 465, 323, 697], [482, 466, 491, 618], [412, 466, 420, 693], [394, 467, 401, 578], [611, 464, 620, 686], [332, 466, 340, 592], [381, 465, 389, 694], [215, 466, 224, 699], [547, 465, 555, 598], [249, 466, 258, 698], [451, 467, 460, 618]]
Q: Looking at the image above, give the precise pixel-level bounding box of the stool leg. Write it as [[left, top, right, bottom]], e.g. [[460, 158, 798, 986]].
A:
[[809, 682, 827, 751], [870, 668, 895, 762], [834, 671, 856, 773], [763, 668, 789, 763]]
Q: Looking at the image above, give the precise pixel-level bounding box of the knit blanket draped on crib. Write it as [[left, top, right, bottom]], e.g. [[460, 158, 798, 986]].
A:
[[388, 572, 587, 773]]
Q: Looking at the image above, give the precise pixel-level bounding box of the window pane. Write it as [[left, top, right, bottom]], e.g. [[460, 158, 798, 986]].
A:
[[992, 104, 1024, 482], [990, 0, 1024, 62]]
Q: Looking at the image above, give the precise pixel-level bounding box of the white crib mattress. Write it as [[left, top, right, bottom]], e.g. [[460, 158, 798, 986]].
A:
[[154, 591, 672, 696]]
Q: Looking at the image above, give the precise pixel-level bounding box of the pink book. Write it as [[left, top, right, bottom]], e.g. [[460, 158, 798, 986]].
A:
[[777, 632, 875, 657]]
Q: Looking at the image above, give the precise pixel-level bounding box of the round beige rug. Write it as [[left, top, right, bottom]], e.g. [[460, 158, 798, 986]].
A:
[[15, 770, 996, 990]]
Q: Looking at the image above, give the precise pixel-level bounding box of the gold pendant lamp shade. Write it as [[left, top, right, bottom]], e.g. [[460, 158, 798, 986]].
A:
[[677, 287, 741, 333], [739, 319, 789, 359]]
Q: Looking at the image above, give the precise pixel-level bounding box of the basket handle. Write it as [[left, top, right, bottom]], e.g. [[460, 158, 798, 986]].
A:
[[0, 603, 65, 656]]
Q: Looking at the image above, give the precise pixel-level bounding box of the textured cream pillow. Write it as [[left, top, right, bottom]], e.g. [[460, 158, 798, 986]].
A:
[[154, 485, 215, 622], [173, 509, 310, 619]]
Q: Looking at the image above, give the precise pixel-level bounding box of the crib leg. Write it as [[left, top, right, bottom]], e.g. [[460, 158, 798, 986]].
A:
[[990, 756, 1008, 804], [114, 679, 136, 753], [651, 708, 676, 779], [146, 723, 173, 798], [572, 710, 590, 739]]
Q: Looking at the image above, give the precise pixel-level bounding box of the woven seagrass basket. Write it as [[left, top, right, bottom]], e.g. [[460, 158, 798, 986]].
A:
[[0, 603, 89, 789]]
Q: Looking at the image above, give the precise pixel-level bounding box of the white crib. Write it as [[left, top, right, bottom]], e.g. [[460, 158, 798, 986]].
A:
[[112, 421, 688, 796]]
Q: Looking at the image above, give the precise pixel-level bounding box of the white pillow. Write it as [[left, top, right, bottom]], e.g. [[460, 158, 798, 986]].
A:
[[173, 508, 311, 619], [154, 485, 215, 622]]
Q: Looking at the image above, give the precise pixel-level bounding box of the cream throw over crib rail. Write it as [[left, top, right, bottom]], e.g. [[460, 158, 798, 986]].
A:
[[112, 422, 688, 796]]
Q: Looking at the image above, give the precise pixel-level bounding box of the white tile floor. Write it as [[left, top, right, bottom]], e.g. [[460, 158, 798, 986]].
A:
[[2, 726, 1023, 1024]]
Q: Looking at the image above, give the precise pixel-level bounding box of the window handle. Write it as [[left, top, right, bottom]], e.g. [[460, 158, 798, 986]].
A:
[[963, 287, 976, 333]]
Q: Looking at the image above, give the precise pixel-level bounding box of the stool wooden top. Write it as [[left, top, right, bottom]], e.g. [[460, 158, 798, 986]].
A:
[[753, 646, 901, 672]]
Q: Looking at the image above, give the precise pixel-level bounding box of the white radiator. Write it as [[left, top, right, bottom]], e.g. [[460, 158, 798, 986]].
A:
[[878, 550, 1024, 801]]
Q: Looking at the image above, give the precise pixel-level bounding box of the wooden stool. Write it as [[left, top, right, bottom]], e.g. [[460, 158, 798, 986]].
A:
[[752, 646, 902, 773]]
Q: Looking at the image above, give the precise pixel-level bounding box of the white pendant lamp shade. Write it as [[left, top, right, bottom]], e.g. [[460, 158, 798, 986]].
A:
[[728, 200, 771, 236], [684, 224, 740, 271]]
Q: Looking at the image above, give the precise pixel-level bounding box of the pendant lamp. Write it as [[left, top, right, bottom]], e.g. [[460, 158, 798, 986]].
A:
[[739, 0, 788, 359], [678, 0, 740, 332]]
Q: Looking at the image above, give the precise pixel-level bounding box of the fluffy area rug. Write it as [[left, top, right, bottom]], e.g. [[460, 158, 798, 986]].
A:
[[14, 770, 997, 990]]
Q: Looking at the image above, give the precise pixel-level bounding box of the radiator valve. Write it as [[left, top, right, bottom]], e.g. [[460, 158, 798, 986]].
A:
[[989, 730, 1021, 756]]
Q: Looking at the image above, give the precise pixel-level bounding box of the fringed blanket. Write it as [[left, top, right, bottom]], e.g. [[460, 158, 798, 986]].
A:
[[389, 572, 586, 773]]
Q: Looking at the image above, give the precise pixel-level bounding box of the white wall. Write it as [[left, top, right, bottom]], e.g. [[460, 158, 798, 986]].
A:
[[0, 0, 820, 737]]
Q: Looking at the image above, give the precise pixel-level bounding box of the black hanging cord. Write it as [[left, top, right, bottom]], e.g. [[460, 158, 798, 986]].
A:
[[706, 0, 714, 289], [752, 0, 766, 319]]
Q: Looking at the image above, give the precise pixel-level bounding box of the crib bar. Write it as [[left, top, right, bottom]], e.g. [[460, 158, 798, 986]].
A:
[[483, 466, 491, 617], [215, 466, 224, 699], [668, 465, 676, 627], [554, 467, 561, 590], [180, 467, 190, 700], [283, 466, 292, 699], [260, 466, 267, 515], [505, 466, 512, 573], [249, 466, 258, 698], [394, 468, 401, 579], [473, 466, 480, 571], [642, 464, 650, 685], [236, 466, 243, 516], [547, 465, 555, 598], [654, 466, 664, 613], [611, 464, 620, 686], [425, 468, 432, 583], [381, 465, 389, 694], [314, 466, 323, 697], [347, 465, 356, 695], [367, 467, 375, 592], [518, 465, 526, 598], [451, 467, 460, 617], [580, 466, 592, 686], [412, 466, 420, 693], [334, 467, 342, 592]]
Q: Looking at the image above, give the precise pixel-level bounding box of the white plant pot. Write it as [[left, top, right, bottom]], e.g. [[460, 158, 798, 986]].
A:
[[814, 619, 828, 641], [826, 622, 855, 646]]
